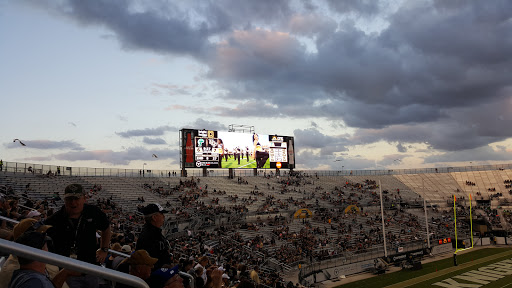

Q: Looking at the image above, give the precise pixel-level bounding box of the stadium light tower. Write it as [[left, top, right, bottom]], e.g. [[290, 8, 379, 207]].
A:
[[334, 159, 343, 174]]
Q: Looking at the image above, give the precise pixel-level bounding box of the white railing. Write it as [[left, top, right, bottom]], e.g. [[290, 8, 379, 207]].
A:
[[0, 239, 149, 288]]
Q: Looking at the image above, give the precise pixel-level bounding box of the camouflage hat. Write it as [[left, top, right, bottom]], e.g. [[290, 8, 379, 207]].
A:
[[64, 184, 84, 199]]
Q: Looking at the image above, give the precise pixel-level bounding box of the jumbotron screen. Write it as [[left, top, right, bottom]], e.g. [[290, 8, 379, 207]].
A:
[[180, 129, 295, 169]]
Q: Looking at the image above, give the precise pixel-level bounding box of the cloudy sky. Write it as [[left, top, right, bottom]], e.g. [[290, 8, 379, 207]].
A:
[[1, 0, 511, 171]]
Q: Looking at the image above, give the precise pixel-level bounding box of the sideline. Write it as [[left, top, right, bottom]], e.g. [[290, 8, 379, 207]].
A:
[[383, 248, 512, 288]]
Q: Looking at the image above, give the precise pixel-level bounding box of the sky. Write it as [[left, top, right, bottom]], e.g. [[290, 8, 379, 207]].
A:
[[1, 0, 512, 171]]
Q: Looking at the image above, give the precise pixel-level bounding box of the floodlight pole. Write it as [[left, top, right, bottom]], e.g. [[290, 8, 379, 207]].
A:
[[379, 180, 387, 257]]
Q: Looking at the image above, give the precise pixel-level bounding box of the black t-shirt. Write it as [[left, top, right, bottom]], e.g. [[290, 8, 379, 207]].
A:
[[45, 204, 110, 264]]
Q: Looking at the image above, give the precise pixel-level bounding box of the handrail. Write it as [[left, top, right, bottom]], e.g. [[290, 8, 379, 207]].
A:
[[0, 238, 149, 288], [1, 160, 512, 177]]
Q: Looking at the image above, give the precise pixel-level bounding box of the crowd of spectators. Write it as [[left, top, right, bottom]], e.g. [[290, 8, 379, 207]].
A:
[[0, 170, 495, 288]]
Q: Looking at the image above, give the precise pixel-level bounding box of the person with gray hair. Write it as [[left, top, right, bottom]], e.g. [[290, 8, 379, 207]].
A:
[[136, 203, 171, 270], [9, 231, 79, 288]]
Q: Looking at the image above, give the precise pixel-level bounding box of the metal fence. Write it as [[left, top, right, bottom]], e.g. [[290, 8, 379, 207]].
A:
[[1, 160, 511, 178]]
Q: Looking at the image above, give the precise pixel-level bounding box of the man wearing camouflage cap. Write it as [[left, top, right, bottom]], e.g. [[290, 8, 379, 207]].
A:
[[45, 183, 111, 288]]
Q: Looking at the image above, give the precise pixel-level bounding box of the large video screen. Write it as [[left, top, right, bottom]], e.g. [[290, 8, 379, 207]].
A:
[[181, 129, 295, 169]]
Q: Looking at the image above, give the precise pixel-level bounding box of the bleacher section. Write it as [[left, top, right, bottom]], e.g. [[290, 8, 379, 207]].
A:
[[1, 167, 511, 283]]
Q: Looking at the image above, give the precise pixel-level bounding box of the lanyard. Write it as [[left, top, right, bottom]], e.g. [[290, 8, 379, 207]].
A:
[[71, 215, 83, 248]]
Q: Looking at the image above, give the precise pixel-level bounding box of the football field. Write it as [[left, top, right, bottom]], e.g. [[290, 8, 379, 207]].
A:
[[337, 248, 512, 288], [220, 156, 270, 169]]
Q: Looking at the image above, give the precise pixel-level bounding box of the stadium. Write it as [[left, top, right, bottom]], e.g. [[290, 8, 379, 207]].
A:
[[1, 133, 512, 288]]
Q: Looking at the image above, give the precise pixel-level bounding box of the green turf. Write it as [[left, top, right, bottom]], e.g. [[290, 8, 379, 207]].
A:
[[336, 248, 512, 288], [220, 156, 270, 168]]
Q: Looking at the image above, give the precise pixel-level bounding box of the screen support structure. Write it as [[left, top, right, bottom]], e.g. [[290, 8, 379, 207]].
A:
[[228, 124, 254, 134]]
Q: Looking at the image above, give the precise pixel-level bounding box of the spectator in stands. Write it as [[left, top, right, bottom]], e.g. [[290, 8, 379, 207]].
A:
[[250, 266, 260, 286], [113, 245, 132, 270], [194, 256, 209, 284], [136, 203, 171, 270], [44, 183, 111, 288], [151, 265, 184, 288], [0, 159, 3, 171], [194, 266, 205, 288], [0, 218, 54, 288], [26, 210, 42, 220], [9, 230, 79, 288], [0, 195, 13, 240], [115, 250, 158, 288]]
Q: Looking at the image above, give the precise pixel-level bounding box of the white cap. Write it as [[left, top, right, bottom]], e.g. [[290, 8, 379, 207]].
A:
[[222, 274, 230, 279], [27, 210, 41, 218], [121, 245, 132, 253]]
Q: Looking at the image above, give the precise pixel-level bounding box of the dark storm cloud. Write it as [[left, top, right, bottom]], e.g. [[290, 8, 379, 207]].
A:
[[6, 140, 84, 150], [424, 146, 512, 164], [350, 96, 512, 151], [187, 119, 228, 131], [293, 128, 350, 157], [211, 0, 292, 27], [396, 143, 407, 153], [116, 125, 177, 138], [31, 0, 512, 154], [325, 0, 381, 15], [54, 147, 179, 165], [143, 137, 167, 145], [36, 0, 213, 57]]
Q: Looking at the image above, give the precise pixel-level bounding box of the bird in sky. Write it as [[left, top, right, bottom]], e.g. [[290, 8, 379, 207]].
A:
[[152, 154, 158, 158], [13, 139, 26, 146]]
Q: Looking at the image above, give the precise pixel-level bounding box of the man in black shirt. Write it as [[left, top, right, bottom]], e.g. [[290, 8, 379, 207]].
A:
[[45, 183, 111, 288], [136, 203, 171, 270]]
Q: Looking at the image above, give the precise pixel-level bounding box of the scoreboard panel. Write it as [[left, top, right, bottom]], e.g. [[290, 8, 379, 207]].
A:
[[180, 129, 295, 169]]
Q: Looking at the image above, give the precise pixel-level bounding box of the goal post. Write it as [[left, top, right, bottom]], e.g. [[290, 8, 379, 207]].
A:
[[453, 194, 474, 258]]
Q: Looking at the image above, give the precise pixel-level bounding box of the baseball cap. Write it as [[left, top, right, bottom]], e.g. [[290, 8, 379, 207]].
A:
[[152, 265, 180, 281], [121, 245, 132, 253], [16, 231, 48, 249], [13, 218, 52, 240], [142, 203, 168, 215], [123, 250, 158, 266], [27, 210, 41, 218], [64, 184, 84, 199]]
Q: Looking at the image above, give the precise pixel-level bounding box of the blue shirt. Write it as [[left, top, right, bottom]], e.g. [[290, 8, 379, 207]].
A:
[[9, 269, 54, 288]]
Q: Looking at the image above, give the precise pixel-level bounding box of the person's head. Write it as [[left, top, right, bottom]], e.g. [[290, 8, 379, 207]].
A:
[[142, 203, 168, 228], [222, 273, 230, 285], [181, 259, 194, 271], [64, 184, 86, 217], [27, 210, 42, 220], [13, 218, 52, 241], [0, 195, 6, 209], [124, 250, 158, 280], [253, 133, 259, 142], [121, 244, 132, 254], [164, 273, 184, 288], [111, 242, 122, 252], [153, 266, 184, 288], [198, 256, 209, 267], [195, 266, 203, 276], [15, 231, 50, 266]]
